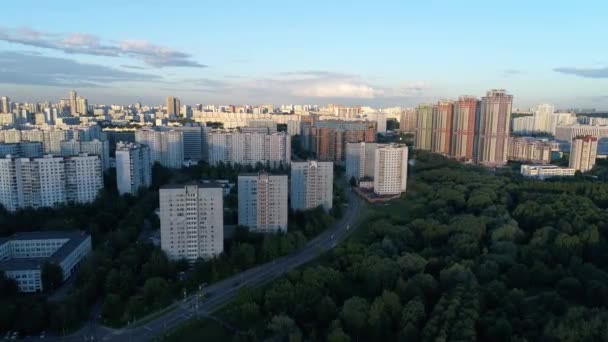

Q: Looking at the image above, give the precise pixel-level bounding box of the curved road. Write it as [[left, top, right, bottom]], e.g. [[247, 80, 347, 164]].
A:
[[26, 190, 363, 342]]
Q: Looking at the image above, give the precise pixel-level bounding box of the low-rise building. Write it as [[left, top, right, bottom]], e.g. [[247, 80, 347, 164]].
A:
[[0, 231, 92, 292], [520, 164, 576, 179]]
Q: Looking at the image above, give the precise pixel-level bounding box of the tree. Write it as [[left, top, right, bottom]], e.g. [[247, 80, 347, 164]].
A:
[[340, 297, 369, 337], [327, 327, 351, 342], [42, 262, 64, 292], [143, 277, 171, 309], [267, 314, 301, 342], [349, 176, 357, 187], [102, 294, 123, 325]]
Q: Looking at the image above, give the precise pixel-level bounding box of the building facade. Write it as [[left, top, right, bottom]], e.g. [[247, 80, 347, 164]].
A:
[[290, 161, 333, 211], [0, 154, 102, 211], [160, 183, 224, 261], [238, 173, 288, 233], [399, 108, 417, 133], [135, 127, 184, 168], [115, 142, 152, 195], [451, 96, 479, 161], [345, 142, 377, 181], [414, 104, 433, 151], [304, 120, 376, 163], [569, 135, 598, 172], [0, 231, 92, 292], [477, 89, 513, 166], [431, 100, 453, 155], [174, 124, 209, 161], [373, 144, 408, 196], [520, 165, 576, 179], [507, 137, 559, 164], [207, 131, 291, 167]]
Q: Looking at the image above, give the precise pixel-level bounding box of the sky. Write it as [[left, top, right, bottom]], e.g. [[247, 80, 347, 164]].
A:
[[0, 0, 606, 109]]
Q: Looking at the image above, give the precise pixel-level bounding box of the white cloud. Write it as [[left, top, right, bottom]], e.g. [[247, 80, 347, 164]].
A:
[[0, 26, 205, 68]]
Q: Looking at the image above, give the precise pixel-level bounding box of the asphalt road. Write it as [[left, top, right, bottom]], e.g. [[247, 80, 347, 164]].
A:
[[24, 190, 363, 342]]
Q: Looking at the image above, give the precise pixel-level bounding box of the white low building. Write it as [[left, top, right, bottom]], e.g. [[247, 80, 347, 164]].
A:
[[520, 164, 576, 179], [0, 231, 92, 292]]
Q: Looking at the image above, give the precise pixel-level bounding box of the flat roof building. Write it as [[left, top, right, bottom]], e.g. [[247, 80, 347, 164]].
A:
[[0, 231, 92, 292]]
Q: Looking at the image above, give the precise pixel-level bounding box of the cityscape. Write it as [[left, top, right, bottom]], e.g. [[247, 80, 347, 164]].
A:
[[1, 1, 608, 341]]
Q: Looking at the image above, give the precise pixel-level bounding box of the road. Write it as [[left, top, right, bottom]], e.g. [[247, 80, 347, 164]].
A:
[[25, 190, 363, 342]]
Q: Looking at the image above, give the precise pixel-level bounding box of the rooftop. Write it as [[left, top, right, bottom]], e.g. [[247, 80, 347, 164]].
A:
[[160, 181, 224, 189]]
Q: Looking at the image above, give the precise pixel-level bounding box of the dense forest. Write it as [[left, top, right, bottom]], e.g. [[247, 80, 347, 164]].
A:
[[167, 151, 608, 341], [0, 162, 345, 334]]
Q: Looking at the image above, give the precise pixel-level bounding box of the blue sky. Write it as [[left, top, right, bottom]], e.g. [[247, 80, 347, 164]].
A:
[[0, 0, 606, 109]]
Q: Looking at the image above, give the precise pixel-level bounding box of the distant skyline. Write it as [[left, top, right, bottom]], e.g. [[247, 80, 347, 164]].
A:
[[0, 0, 607, 109]]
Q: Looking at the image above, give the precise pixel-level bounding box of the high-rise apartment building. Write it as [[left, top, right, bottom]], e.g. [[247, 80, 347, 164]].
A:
[[0, 142, 43, 158], [0, 154, 102, 211], [208, 131, 291, 167], [373, 144, 408, 196], [160, 183, 224, 261], [477, 89, 513, 166], [507, 137, 559, 164], [399, 108, 417, 133], [69, 91, 77, 116], [345, 142, 377, 181], [451, 96, 479, 161], [238, 173, 288, 233], [64, 154, 103, 204], [115, 142, 152, 195], [414, 104, 433, 150], [431, 100, 453, 155], [166, 96, 180, 117], [290, 161, 333, 211], [569, 136, 598, 172], [512, 116, 535, 133], [555, 125, 608, 143], [174, 124, 209, 161], [135, 127, 184, 168], [76, 96, 88, 115], [1, 96, 10, 114], [303, 120, 376, 163], [60, 139, 110, 171], [533, 104, 555, 133]]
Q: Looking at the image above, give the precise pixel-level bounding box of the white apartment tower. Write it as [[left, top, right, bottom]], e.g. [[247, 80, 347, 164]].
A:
[[569, 136, 598, 172], [238, 173, 288, 233], [345, 142, 377, 181], [1, 96, 10, 114], [135, 128, 184, 168], [115, 142, 152, 195], [65, 154, 103, 204], [160, 183, 224, 261], [69, 91, 77, 116], [290, 161, 333, 211], [533, 104, 555, 133], [373, 145, 408, 195]]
